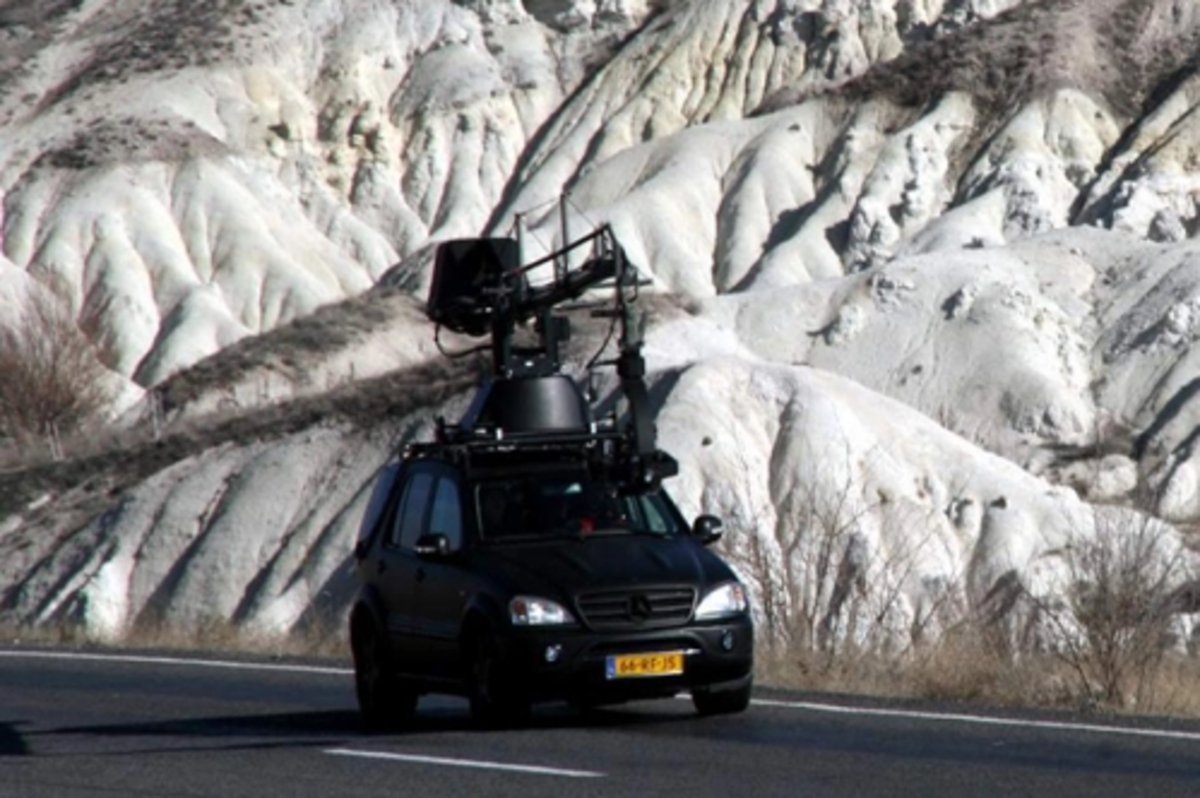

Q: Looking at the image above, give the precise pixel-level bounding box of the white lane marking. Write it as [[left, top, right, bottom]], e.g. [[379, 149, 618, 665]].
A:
[[0, 649, 352, 676], [326, 748, 605, 778], [751, 697, 1200, 743]]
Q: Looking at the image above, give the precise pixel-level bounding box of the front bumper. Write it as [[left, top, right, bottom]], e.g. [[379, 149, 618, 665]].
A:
[[493, 616, 754, 705]]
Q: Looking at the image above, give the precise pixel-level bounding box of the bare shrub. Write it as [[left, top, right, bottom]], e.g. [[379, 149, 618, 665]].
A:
[[766, 468, 893, 669], [710, 414, 960, 688], [0, 289, 113, 454], [1028, 510, 1192, 709]]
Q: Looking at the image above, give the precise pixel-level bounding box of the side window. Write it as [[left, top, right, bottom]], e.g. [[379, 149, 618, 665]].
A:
[[389, 471, 435, 550], [625, 492, 680, 535], [359, 462, 401, 550], [428, 478, 463, 551], [636, 495, 670, 533]]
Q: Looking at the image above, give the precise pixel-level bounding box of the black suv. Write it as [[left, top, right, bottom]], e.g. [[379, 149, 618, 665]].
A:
[[350, 432, 753, 726], [348, 227, 753, 727]]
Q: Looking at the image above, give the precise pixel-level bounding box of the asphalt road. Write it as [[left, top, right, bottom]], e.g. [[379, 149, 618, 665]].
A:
[[4, 649, 1200, 797]]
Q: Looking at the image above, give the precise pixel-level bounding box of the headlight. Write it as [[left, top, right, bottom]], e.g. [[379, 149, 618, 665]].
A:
[[509, 596, 575, 626], [695, 582, 748, 620]]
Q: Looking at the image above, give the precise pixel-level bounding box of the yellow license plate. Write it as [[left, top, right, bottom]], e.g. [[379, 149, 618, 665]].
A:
[[606, 651, 684, 680]]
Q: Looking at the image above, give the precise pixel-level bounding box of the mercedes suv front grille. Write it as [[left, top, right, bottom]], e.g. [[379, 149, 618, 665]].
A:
[[576, 587, 697, 631]]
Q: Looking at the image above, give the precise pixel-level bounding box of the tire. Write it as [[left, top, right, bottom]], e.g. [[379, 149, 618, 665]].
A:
[[692, 677, 752, 716], [568, 696, 604, 716], [467, 630, 530, 728], [352, 619, 417, 731]]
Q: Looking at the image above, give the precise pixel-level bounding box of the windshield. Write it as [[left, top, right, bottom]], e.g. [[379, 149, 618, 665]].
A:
[[476, 477, 685, 541]]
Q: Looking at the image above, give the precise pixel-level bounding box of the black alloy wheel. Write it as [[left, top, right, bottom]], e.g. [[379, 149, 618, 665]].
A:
[[468, 630, 530, 727], [352, 619, 417, 730], [691, 678, 752, 716]]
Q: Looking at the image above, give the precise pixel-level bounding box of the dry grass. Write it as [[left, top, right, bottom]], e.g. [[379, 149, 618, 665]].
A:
[[760, 0, 1200, 129], [0, 354, 475, 519], [0, 597, 352, 657], [152, 286, 424, 415], [125, 613, 351, 663], [0, 613, 352, 666], [0, 288, 114, 454], [757, 633, 1200, 718], [754, 634, 1039, 708]]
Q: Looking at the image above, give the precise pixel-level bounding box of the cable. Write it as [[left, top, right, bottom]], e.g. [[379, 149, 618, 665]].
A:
[[584, 304, 621, 374], [525, 226, 556, 271], [505, 197, 560, 240], [564, 193, 603, 234]]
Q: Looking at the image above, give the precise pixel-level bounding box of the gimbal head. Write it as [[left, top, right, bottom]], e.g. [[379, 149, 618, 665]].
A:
[[427, 226, 630, 378]]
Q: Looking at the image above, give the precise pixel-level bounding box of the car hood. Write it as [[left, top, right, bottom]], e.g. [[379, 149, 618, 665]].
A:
[[472, 535, 731, 598]]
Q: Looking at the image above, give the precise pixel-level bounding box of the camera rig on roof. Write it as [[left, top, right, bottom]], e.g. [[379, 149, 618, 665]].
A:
[[420, 223, 677, 492]]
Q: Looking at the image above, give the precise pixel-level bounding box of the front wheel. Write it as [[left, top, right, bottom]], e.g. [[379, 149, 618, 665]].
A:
[[468, 630, 530, 728], [352, 619, 417, 730], [692, 677, 752, 716]]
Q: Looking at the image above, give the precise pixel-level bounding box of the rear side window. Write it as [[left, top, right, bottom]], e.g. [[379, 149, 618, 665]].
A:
[[428, 478, 464, 551], [389, 471, 435, 550]]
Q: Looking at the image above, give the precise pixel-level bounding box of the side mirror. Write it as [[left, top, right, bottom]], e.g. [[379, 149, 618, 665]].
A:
[[414, 533, 453, 558], [692, 514, 724, 545], [353, 539, 370, 561]]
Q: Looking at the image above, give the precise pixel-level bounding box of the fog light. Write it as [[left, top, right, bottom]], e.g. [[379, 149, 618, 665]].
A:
[[544, 644, 563, 663], [720, 631, 735, 652]]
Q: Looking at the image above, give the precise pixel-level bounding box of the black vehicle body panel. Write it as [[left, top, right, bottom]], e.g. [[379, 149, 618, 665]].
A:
[[468, 536, 724, 598], [352, 455, 753, 708]]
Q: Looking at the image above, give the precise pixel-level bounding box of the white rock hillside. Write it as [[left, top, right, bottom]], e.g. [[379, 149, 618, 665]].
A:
[[3, 0, 1200, 652]]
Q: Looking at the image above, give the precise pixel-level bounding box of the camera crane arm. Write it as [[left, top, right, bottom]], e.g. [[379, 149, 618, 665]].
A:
[[425, 224, 668, 469], [490, 226, 624, 380]]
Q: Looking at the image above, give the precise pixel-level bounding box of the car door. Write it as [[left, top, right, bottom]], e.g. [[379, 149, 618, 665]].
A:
[[375, 464, 436, 671], [409, 468, 474, 676]]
